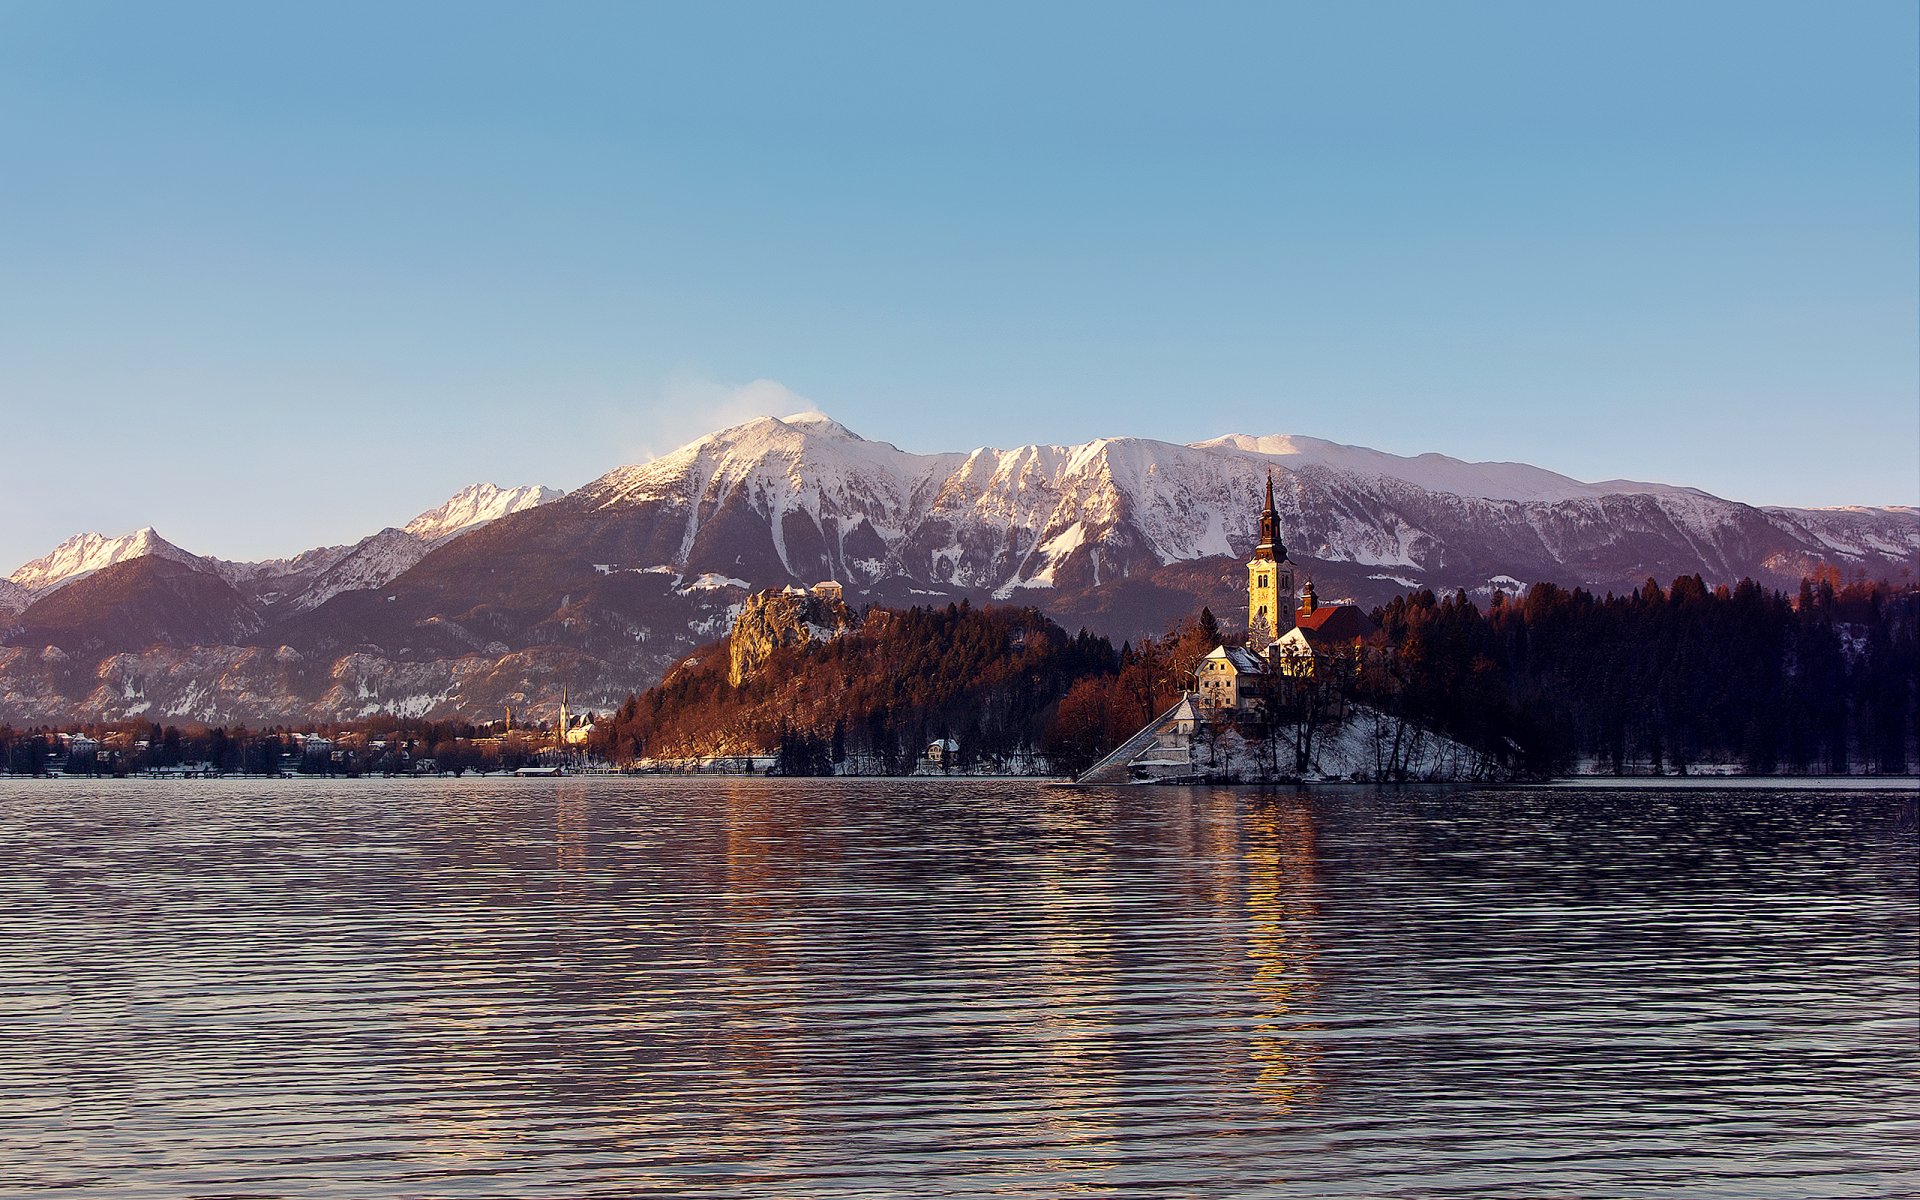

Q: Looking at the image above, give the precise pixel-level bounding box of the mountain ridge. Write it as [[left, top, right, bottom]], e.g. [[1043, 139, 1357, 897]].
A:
[[3, 481, 562, 619], [2, 413, 1913, 724]]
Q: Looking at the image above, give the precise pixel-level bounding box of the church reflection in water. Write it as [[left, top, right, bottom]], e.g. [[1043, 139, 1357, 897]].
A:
[[387, 779, 1330, 1179], [1238, 794, 1325, 1111]]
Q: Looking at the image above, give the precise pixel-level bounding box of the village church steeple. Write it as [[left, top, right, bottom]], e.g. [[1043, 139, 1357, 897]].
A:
[[1255, 472, 1283, 560], [1245, 471, 1297, 653]]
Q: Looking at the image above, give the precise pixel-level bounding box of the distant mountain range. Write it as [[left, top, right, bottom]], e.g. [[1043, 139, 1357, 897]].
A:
[[4, 483, 560, 611], [3, 412, 1913, 724]]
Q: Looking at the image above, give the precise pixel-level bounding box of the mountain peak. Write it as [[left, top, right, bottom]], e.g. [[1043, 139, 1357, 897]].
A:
[[5, 411, 1917, 725], [779, 410, 865, 438], [6, 526, 200, 593], [700, 411, 867, 448], [403, 482, 563, 544]]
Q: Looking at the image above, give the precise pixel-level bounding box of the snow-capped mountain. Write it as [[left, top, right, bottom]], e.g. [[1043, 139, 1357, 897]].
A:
[[404, 483, 564, 544], [569, 412, 1914, 602], [7, 527, 205, 596], [1192, 433, 1705, 502], [211, 482, 564, 613], [1, 413, 1912, 724], [4, 482, 563, 620], [215, 528, 435, 615]]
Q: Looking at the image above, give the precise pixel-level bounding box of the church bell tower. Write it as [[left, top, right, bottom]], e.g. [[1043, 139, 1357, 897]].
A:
[[1246, 471, 1297, 653]]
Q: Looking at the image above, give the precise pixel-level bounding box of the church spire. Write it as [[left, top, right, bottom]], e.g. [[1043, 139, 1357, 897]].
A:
[[1246, 470, 1295, 654], [1255, 470, 1283, 561]]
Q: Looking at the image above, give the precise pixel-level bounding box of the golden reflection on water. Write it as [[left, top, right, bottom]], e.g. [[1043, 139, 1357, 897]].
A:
[[1241, 794, 1324, 1112], [399, 782, 1331, 1153], [388, 784, 655, 1169]]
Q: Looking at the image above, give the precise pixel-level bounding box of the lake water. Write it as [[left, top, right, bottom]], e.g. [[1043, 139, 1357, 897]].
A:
[[2, 778, 1915, 1198]]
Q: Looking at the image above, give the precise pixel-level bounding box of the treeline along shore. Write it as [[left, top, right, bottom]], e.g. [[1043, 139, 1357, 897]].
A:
[[0, 717, 552, 778], [3, 572, 1912, 780], [585, 570, 1914, 778]]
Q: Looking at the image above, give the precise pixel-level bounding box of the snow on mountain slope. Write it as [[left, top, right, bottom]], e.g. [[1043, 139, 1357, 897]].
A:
[[16, 418, 1904, 628], [223, 483, 562, 613], [6, 528, 204, 594], [9, 481, 563, 616], [589, 414, 950, 526], [405, 483, 563, 544], [1191, 433, 1702, 503], [226, 483, 564, 613], [212, 540, 360, 589], [581, 416, 1297, 593], [575, 414, 1917, 601], [1763, 505, 1920, 561], [262, 528, 434, 613], [583, 413, 969, 580]]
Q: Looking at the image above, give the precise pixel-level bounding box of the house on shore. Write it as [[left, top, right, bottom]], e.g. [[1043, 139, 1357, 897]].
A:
[[1196, 645, 1270, 712]]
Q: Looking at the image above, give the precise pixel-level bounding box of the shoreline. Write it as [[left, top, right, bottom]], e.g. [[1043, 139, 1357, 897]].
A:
[[4, 770, 1915, 790]]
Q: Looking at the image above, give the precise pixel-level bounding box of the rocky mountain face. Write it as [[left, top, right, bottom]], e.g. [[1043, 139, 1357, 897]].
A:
[[727, 587, 857, 686], [3, 413, 1913, 725]]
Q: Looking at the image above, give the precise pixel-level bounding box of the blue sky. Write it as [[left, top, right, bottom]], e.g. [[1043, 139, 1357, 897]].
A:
[[2, 1, 1915, 567]]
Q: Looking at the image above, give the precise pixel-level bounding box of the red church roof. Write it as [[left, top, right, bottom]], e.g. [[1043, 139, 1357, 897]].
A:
[[1292, 602, 1377, 643]]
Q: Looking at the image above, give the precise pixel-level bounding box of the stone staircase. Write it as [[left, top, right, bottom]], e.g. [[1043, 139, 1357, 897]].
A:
[[1073, 696, 1198, 785]]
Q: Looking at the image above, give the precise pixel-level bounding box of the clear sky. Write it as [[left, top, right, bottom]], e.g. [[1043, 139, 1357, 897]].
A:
[[2, 1, 1915, 569]]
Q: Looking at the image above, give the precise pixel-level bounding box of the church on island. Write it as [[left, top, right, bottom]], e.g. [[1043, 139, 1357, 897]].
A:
[[1193, 473, 1378, 717], [1075, 475, 1402, 785]]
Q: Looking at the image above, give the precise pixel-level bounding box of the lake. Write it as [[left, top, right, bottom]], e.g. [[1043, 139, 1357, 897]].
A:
[[1, 778, 1914, 1198]]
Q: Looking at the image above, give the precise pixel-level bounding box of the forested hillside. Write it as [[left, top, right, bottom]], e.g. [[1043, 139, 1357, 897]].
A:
[[594, 571, 1915, 778], [587, 603, 1119, 772]]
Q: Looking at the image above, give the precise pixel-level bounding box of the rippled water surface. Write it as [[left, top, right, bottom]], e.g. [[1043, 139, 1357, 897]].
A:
[[2, 778, 1915, 1198]]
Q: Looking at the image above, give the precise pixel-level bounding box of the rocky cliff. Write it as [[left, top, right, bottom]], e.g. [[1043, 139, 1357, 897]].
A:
[[727, 587, 857, 687]]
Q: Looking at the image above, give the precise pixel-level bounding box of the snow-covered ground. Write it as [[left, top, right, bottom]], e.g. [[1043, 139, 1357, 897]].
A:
[[1184, 703, 1498, 783], [1087, 697, 1499, 785]]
